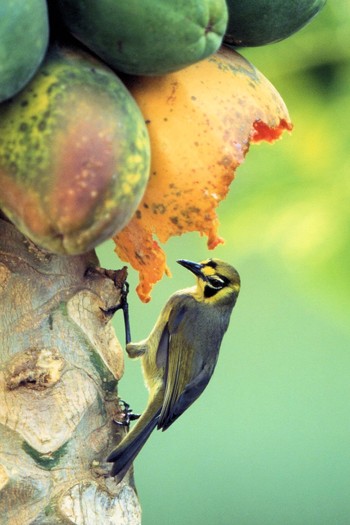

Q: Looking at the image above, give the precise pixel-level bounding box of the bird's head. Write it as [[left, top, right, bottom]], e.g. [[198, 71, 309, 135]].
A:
[[177, 258, 240, 305]]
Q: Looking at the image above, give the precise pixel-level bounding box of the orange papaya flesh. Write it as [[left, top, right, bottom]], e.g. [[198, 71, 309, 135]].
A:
[[0, 45, 150, 255], [114, 48, 292, 302]]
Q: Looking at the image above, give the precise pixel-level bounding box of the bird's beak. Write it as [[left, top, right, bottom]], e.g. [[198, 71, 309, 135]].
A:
[[176, 259, 207, 281]]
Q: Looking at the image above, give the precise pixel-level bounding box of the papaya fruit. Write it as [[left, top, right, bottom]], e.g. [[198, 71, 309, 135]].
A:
[[0, 45, 150, 255], [55, 0, 228, 75], [0, 0, 49, 102], [224, 0, 327, 47], [114, 48, 292, 301]]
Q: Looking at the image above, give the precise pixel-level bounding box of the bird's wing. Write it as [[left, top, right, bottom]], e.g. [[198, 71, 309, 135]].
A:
[[157, 298, 211, 431]]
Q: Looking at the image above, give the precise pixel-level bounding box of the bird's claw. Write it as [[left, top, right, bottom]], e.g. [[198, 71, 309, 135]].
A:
[[113, 399, 141, 427]]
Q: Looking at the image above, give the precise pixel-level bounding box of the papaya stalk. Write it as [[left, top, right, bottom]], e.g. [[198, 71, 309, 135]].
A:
[[0, 217, 141, 525]]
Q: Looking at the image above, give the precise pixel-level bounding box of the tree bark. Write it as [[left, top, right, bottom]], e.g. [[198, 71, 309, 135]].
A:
[[0, 218, 141, 524]]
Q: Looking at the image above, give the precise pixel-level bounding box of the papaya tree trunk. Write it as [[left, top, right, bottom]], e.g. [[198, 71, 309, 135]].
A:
[[0, 217, 141, 524]]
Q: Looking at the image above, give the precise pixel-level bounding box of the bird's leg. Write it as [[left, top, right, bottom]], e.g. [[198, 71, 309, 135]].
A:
[[101, 281, 132, 345], [113, 399, 141, 428], [120, 282, 131, 345], [126, 340, 147, 358]]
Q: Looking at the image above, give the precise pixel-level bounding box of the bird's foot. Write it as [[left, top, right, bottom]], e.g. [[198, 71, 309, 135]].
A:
[[113, 399, 141, 427]]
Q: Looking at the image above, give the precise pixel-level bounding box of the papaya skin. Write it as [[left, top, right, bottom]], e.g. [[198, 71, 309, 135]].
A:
[[0, 0, 49, 102], [224, 0, 327, 47], [56, 0, 228, 75], [0, 45, 150, 255]]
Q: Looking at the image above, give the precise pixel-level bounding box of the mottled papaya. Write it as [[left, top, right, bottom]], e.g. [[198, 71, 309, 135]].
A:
[[0, 0, 49, 102], [55, 0, 228, 75], [224, 0, 326, 47], [0, 45, 150, 255], [114, 48, 292, 301]]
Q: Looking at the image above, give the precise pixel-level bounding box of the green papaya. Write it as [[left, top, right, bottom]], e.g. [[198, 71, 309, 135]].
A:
[[0, 0, 49, 102], [224, 0, 326, 47], [55, 0, 228, 75], [0, 45, 151, 255]]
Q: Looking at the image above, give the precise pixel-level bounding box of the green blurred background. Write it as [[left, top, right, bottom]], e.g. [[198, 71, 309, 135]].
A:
[[98, 2, 350, 523]]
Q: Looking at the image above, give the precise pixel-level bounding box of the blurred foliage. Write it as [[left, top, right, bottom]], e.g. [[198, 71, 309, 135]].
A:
[[218, 0, 350, 329]]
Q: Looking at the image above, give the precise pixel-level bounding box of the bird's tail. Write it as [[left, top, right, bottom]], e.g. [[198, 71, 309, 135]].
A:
[[107, 393, 162, 481]]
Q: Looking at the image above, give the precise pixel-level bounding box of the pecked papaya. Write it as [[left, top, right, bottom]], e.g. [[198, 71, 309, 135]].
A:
[[0, 0, 49, 102], [0, 45, 150, 255], [224, 0, 326, 47], [55, 0, 228, 75], [114, 48, 292, 301]]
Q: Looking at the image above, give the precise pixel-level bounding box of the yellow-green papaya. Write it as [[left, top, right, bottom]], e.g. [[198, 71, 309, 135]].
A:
[[0, 45, 150, 255], [0, 0, 49, 102], [224, 0, 326, 47], [55, 0, 228, 75]]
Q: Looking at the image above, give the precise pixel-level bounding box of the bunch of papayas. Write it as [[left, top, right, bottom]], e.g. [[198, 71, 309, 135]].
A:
[[0, 0, 326, 294]]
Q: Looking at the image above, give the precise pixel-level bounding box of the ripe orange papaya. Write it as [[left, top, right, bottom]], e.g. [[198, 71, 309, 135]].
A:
[[114, 48, 292, 301], [0, 45, 150, 255]]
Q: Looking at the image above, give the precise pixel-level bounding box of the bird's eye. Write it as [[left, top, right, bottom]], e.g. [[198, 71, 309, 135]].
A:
[[207, 276, 225, 289]]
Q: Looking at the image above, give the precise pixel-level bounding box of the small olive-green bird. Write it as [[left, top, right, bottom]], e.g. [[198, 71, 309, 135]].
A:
[[107, 258, 240, 480]]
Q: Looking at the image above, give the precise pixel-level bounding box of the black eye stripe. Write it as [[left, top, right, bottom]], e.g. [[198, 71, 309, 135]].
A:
[[204, 285, 219, 298], [218, 274, 230, 285], [207, 275, 229, 290], [207, 278, 223, 288], [207, 274, 229, 288]]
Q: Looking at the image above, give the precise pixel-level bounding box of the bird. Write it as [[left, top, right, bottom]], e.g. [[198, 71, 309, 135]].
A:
[[107, 257, 241, 480]]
